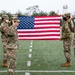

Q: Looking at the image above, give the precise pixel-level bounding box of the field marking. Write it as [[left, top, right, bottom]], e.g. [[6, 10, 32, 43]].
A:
[[31, 40, 33, 43], [25, 72, 30, 75], [1, 70, 75, 73], [30, 42, 33, 45], [29, 49, 32, 52], [30, 45, 32, 48], [28, 54, 32, 58], [27, 61, 31, 66]]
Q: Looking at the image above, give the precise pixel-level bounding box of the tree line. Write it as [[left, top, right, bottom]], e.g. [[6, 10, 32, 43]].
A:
[[0, 10, 58, 17]]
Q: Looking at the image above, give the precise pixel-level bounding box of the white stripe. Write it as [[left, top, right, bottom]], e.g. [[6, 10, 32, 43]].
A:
[[18, 36, 60, 39], [27, 61, 31, 66], [34, 25, 60, 27], [34, 21, 60, 23], [18, 28, 60, 31], [28, 54, 32, 58], [30, 45, 32, 48], [25, 72, 30, 75], [18, 32, 60, 35], [29, 49, 32, 52], [35, 17, 60, 20], [30, 42, 33, 45], [1, 70, 75, 73]]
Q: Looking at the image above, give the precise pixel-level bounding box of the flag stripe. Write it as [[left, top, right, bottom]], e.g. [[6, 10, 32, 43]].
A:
[[18, 34, 60, 37], [34, 23, 60, 25], [18, 28, 60, 31], [18, 30, 60, 33], [18, 36, 60, 40], [18, 32, 60, 35], [34, 26, 60, 29], [18, 38, 60, 40], [34, 24, 60, 26], [34, 21, 60, 23]]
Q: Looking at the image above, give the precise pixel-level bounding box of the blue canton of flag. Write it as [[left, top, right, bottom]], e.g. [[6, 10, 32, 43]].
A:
[[18, 16, 34, 29]]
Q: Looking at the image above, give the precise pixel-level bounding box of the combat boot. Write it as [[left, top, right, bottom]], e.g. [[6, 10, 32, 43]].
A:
[[8, 72, 14, 75], [2, 61, 8, 67], [61, 61, 71, 67]]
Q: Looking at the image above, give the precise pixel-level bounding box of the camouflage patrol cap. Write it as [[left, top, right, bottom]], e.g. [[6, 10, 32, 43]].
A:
[[11, 16, 18, 20], [14, 19, 20, 22], [65, 13, 70, 17], [2, 14, 9, 19], [62, 13, 70, 17], [11, 16, 20, 22]]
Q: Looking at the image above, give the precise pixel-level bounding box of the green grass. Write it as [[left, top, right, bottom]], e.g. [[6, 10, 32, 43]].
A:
[[0, 40, 75, 75]]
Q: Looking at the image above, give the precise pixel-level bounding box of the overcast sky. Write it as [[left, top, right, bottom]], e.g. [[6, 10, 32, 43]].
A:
[[0, 0, 75, 14]]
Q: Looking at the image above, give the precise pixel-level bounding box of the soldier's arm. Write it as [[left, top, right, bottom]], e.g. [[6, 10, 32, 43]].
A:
[[69, 20, 74, 32], [6, 25, 17, 36], [0, 23, 6, 32], [71, 20, 74, 28]]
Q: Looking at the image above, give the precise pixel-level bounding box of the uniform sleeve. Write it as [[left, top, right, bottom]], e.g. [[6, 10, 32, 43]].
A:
[[71, 20, 74, 28], [6, 25, 17, 36], [0, 23, 6, 32]]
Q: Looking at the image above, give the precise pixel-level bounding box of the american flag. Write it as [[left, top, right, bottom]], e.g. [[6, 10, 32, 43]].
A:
[[18, 16, 60, 40]]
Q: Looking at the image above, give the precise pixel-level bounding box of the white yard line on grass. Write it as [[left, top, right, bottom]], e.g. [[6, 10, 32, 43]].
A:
[[25, 72, 30, 75], [27, 61, 31, 67], [29, 40, 33, 52], [30, 45, 32, 48], [28, 54, 32, 58], [1, 70, 75, 73], [30, 42, 33, 45], [31, 40, 33, 43], [29, 49, 32, 52]]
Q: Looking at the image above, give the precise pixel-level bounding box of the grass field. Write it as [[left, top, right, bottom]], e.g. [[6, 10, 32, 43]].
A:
[[0, 39, 75, 75]]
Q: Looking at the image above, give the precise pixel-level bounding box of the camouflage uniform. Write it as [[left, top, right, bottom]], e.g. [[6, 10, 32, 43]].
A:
[[61, 14, 74, 65], [73, 28, 75, 56], [7, 20, 19, 75], [0, 18, 19, 75], [5, 24, 19, 75], [1, 22, 8, 65], [0, 15, 9, 67]]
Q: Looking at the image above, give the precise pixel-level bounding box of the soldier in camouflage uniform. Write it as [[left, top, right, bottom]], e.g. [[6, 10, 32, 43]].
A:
[[61, 13, 74, 67], [72, 17, 75, 56], [0, 17, 19, 75], [0, 14, 9, 67], [7, 18, 19, 75]]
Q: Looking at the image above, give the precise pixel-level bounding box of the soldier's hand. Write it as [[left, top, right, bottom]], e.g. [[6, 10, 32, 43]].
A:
[[3, 27, 7, 30]]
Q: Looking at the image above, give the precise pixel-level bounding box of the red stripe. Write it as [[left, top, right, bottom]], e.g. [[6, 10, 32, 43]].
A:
[[34, 24, 60, 25], [18, 34, 60, 37], [34, 26, 60, 29], [35, 16, 60, 18], [18, 30, 60, 33], [35, 19, 60, 21], [34, 23, 60, 25]]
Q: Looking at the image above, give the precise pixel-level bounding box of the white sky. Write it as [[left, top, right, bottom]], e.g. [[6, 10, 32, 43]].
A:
[[0, 0, 75, 14]]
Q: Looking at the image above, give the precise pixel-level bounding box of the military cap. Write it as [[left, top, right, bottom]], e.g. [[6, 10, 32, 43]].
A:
[[14, 19, 20, 22], [2, 14, 9, 19], [61, 13, 70, 17], [12, 16, 18, 20], [11, 16, 18, 20], [64, 13, 70, 17], [11, 16, 20, 22]]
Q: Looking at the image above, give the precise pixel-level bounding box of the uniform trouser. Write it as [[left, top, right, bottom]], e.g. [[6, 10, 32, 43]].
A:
[[7, 49, 17, 75], [63, 39, 71, 62], [3, 42, 7, 63]]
